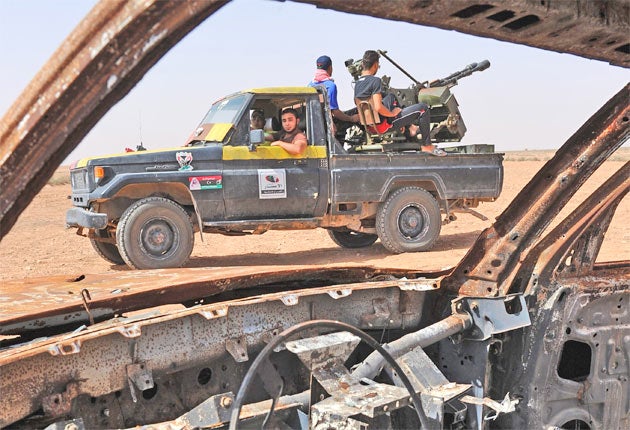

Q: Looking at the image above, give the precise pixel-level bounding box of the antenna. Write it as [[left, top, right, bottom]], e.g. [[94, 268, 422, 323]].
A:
[[137, 109, 146, 151]]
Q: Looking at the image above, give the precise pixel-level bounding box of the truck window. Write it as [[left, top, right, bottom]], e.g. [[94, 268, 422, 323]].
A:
[[244, 95, 321, 148], [201, 94, 249, 124]]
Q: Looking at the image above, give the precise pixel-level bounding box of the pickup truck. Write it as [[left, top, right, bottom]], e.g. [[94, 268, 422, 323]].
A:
[[66, 86, 503, 269]]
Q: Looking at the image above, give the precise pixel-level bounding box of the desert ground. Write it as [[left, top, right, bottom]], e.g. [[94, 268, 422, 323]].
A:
[[1, 150, 628, 282]]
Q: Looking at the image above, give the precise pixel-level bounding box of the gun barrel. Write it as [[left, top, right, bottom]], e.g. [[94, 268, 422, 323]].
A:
[[428, 59, 491, 88], [477, 59, 490, 71]]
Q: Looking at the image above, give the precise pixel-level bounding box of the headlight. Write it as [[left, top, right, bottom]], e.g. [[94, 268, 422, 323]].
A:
[[70, 170, 88, 190]]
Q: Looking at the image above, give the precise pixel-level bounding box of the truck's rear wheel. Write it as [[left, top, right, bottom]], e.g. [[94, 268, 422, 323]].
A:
[[90, 229, 125, 265], [328, 229, 378, 248], [376, 187, 441, 253], [117, 197, 194, 269]]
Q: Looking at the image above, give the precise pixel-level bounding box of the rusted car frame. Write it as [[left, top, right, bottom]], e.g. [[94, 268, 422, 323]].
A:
[[0, 0, 628, 429]]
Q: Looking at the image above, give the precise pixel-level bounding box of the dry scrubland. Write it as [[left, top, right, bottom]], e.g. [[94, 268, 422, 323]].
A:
[[1, 149, 628, 281]]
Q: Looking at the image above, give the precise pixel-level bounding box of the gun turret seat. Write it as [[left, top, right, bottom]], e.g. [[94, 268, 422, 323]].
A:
[[354, 95, 421, 147]]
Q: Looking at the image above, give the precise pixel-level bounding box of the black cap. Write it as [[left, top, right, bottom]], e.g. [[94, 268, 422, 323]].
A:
[[316, 55, 332, 70]]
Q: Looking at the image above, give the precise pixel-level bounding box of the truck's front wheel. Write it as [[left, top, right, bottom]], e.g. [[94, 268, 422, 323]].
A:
[[90, 229, 125, 265], [328, 229, 378, 248], [376, 187, 441, 253], [117, 197, 194, 269]]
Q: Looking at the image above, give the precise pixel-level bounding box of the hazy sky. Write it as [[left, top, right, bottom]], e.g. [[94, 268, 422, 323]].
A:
[[1, 0, 628, 163]]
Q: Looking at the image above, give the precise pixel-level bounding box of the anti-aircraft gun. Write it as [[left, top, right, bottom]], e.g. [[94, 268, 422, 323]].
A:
[[345, 50, 490, 145]]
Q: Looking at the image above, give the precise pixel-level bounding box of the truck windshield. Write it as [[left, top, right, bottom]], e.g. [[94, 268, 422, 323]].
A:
[[200, 94, 248, 124]]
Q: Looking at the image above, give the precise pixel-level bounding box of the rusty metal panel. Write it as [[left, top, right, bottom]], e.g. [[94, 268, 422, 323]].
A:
[[0, 282, 426, 427], [514, 161, 630, 294], [442, 84, 630, 297], [0, 265, 440, 336], [297, 0, 630, 67]]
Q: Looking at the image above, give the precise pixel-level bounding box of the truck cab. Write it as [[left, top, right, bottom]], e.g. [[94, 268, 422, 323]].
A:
[[194, 87, 331, 221]]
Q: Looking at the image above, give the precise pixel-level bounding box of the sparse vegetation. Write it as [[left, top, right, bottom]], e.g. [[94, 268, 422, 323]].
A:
[[48, 166, 70, 186]]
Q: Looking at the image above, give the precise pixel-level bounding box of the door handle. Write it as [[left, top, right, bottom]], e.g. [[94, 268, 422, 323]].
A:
[[294, 159, 307, 166]]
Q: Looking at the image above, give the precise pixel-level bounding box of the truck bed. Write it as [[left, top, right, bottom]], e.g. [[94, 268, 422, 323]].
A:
[[330, 152, 504, 203]]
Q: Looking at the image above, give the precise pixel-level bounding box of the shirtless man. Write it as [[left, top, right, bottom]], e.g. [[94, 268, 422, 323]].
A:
[[270, 108, 308, 155]]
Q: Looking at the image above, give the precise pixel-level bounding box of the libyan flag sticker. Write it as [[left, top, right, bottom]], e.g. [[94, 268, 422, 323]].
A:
[[189, 175, 222, 190]]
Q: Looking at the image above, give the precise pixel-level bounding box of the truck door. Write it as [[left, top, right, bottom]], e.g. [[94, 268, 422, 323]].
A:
[[222, 94, 327, 220]]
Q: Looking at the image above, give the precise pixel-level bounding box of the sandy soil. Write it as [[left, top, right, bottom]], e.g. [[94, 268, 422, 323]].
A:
[[1, 158, 628, 282]]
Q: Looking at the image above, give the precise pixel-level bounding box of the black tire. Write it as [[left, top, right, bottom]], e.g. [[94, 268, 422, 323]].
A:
[[116, 197, 194, 269], [328, 229, 378, 248], [90, 229, 125, 265], [376, 187, 441, 253]]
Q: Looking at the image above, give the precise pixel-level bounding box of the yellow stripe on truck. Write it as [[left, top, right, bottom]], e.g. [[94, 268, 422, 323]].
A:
[[223, 145, 326, 160], [204, 123, 232, 142], [244, 87, 318, 95]]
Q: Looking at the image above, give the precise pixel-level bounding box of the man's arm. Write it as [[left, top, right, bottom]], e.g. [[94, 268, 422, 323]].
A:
[[332, 109, 359, 123], [328, 83, 359, 123], [271, 133, 308, 155], [373, 93, 401, 118]]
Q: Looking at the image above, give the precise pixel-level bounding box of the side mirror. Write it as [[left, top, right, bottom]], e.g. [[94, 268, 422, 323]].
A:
[[249, 129, 264, 150]]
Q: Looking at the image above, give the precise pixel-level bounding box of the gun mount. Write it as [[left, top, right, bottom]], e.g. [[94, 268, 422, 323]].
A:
[[344, 50, 490, 145]]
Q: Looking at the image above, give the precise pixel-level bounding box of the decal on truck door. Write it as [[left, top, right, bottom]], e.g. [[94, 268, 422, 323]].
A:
[[189, 175, 222, 190], [258, 169, 286, 199], [176, 152, 193, 171]]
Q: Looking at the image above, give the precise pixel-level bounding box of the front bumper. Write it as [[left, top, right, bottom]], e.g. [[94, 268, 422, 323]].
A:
[[66, 207, 108, 230]]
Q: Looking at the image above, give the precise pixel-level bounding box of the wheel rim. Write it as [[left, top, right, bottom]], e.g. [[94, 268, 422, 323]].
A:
[[397, 204, 428, 240], [140, 219, 176, 256]]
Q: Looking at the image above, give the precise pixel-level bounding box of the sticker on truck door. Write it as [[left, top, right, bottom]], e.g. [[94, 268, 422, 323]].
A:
[[189, 175, 222, 190], [258, 169, 286, 199]]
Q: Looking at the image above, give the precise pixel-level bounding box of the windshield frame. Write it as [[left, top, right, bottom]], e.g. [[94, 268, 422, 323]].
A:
[[200, 93, 253, 125]]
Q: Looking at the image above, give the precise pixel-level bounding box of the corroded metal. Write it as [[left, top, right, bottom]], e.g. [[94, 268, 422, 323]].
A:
[[0, 1, 628, 428], [0, 281, 426, 427], [491, 279, 630, 429], [298, 0, 630, 68], [0, 265, 438, 337], [514, 161, 630, 294], [443, 84, 630, 297]]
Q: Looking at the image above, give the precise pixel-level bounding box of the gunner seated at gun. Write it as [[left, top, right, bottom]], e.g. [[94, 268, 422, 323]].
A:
[[354, 50, 446, 156]]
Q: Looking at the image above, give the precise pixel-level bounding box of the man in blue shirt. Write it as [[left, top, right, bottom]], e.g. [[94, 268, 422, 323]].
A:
[[308, 55, 359, 124]]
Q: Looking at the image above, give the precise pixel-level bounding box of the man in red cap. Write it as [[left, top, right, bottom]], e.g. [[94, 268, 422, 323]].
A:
[[308, 55, 359, 124]]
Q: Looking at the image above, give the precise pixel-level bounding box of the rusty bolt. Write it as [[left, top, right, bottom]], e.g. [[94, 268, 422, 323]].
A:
[[220, 396, 233, 408]]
